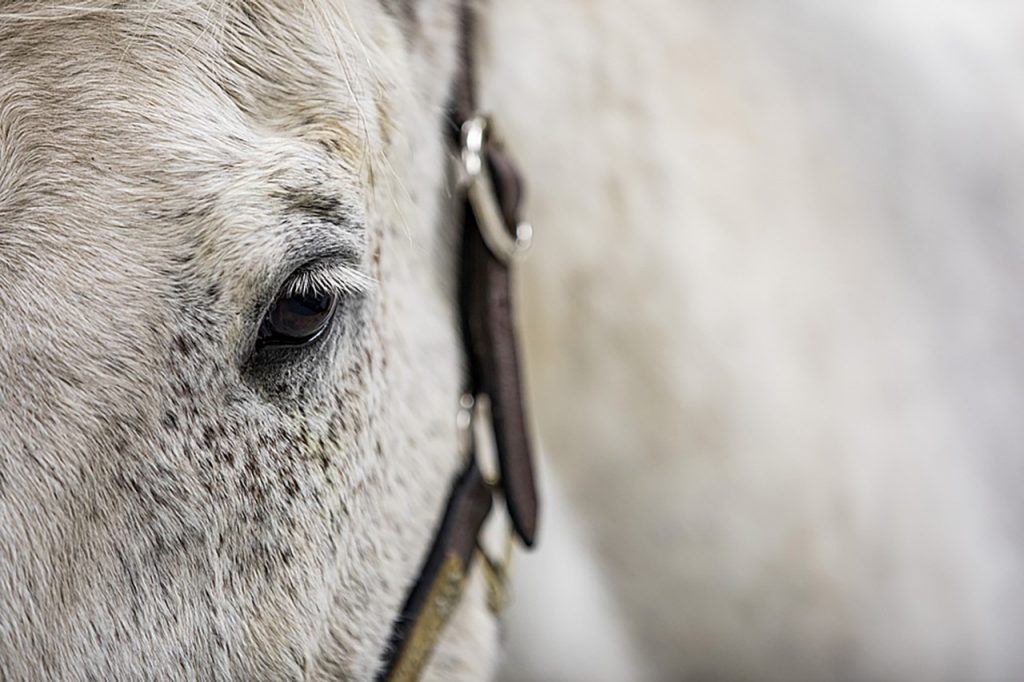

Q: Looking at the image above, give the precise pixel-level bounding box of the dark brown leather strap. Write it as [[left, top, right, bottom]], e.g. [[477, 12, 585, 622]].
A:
[[450, 0, 538, 547], [374, 459, 493, 682], [458, 152, 538, 546], [374, 0, 540, 678], [451, 0, 477, 132]]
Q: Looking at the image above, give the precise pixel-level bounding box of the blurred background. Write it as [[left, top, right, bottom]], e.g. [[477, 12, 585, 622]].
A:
[[476, 2, 1024, 680]]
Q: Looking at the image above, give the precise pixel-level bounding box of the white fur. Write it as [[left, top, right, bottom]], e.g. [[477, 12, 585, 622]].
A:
[[486, 1, 1024, 679], [3, 0, 1024, 680], [498, 453, 650, 682], [0, 1, 492, 678]]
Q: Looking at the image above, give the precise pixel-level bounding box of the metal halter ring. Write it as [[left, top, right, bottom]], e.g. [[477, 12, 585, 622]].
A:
[[460, 114, 533, 264]]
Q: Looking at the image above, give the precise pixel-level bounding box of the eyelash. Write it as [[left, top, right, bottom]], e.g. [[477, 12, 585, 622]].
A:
[[281, 263, 376, 300]]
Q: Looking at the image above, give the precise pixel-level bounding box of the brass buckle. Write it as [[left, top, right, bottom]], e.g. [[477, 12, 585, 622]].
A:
[[463, 394, 515, 613], [457, 389, 517, 614], [459, 114, 533, 265], [477, 527, 515, 613]]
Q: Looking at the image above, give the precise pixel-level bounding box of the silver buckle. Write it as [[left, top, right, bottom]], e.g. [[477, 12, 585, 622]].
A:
[[459, 114, 533, 264]]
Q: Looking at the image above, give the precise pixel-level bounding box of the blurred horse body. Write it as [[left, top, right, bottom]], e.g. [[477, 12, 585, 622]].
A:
[[498, 2, 1024, 680]]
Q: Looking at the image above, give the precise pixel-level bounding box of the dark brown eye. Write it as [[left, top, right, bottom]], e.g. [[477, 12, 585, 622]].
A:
[[257, 288, 338, 347]]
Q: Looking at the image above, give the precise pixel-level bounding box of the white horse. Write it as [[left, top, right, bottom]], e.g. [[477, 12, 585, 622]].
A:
[[2, 1, 1024, 680]]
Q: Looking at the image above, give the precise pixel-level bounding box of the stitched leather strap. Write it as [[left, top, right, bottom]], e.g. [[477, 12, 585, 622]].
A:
[[374, 0, 540, 678], [451, 0, 538, 547], [374, 460, 493, 682], [458, 146, 538, 546]]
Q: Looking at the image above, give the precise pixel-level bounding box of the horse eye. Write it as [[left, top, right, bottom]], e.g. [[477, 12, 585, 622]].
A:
[[257, 288, 338, 347]]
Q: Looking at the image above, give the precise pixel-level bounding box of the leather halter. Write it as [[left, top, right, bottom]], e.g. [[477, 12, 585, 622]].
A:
[[374, 3, 539, 680]]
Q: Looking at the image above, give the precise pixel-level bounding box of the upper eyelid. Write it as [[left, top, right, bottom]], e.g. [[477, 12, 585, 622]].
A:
[[277, 204, 371, 299], [281, 260, 377, 299]]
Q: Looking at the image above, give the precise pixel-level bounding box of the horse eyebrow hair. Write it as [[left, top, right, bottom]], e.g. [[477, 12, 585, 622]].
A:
[[281, 188, 352, 229], [278, 185, 367, 257], [277, 187, 367, 276]]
